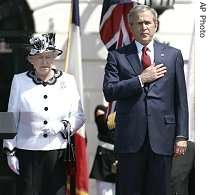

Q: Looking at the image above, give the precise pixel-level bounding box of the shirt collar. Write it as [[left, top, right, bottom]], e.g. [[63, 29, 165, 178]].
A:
[[135, 40, 154, 53]]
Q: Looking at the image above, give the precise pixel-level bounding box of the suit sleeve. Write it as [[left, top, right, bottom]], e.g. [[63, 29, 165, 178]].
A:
[[174, 50, 189, 138], [103, 51, 143, 102]]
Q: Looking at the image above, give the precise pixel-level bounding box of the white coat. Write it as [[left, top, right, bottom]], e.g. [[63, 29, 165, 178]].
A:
[[3, 69, 86, 151]]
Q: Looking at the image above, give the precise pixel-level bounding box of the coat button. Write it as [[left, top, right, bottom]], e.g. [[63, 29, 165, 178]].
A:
[[44, 107, 48, 111], [43, 95, 48, 99], [44, 120, 48, 125], [43, 133, 48, 138]]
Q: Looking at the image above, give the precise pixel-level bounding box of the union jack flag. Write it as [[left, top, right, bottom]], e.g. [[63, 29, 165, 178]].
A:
[[99, 0, 144, 51]]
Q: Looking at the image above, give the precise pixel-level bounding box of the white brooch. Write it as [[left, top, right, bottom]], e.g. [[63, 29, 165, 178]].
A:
[[60, 81, 67, 89]]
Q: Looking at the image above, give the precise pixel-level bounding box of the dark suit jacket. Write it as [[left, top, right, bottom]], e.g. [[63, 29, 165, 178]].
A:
[[103, 40, 189, 155], [171, 141, 195, 195]]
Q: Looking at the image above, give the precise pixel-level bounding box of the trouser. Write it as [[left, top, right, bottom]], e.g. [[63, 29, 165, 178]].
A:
[[117, 135, 173, 195]]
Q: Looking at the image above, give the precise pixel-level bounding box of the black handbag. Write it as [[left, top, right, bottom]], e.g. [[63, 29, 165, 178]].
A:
[[64, 133, 76, 175]]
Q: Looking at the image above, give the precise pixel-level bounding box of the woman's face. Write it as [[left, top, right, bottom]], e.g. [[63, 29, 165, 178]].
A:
[[28, 52, 55, 76]]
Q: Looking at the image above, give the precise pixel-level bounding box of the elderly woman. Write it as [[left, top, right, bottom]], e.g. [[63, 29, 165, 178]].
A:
[[3, 33, 86, 195]]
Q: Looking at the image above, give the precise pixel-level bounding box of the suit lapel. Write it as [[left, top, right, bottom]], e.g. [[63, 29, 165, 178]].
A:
[[125, 42, 142, 75], [148, 41, 165, 91], [154, 41, 165, 65]]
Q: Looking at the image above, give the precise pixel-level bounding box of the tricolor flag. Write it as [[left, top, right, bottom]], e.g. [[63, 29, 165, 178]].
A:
[[65, 0, 88, 194], [100, 0, 141, 114]]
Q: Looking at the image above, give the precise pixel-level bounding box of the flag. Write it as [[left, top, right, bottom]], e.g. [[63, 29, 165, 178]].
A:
[[186, 24, 195, 142], [65, 0, 88, 194], [99, 0, 140, 51], [100, 0, 140, 114]]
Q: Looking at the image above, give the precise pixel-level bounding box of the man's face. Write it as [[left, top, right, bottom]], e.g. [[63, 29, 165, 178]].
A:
[[129, 10, 158, 45]]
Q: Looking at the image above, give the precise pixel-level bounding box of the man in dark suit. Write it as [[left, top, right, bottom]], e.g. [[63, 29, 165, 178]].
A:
[[103, 4, 189, 195], [171, 141, 195, 195]]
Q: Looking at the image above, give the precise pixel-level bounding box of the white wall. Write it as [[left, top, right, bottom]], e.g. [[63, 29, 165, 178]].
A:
[[26, 1, 195, 194]]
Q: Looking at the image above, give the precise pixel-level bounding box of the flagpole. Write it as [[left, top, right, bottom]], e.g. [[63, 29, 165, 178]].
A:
[[65, 0, 73, 73], [65, 3, 74, 195]]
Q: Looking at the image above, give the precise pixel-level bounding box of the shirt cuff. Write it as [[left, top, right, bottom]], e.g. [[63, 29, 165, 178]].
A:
[[139, 76, 144, 87], [176, 136, 187, 140]]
